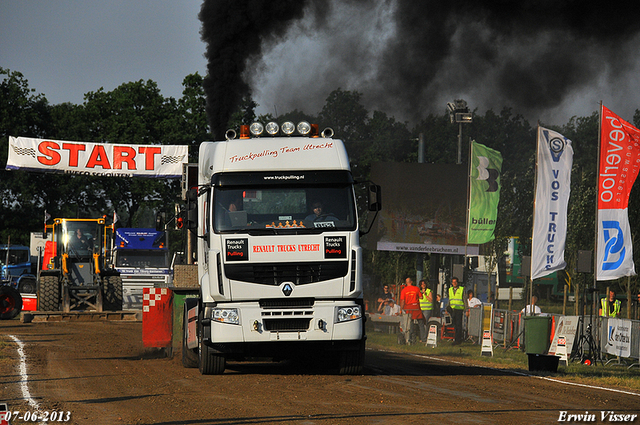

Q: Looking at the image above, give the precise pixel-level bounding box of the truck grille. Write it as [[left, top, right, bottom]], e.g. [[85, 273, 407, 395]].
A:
[[259, 298, 314, 308], [225, 261, 348, 285], [263, 318, 311, 332]]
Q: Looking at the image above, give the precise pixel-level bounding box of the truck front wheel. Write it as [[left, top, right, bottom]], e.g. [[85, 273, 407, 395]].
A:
[[338, 341, 365, 375], [198, 324, 225, 375], [0, 286, 22, 319]]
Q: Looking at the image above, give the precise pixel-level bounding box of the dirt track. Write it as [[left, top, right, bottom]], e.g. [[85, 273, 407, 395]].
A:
[[1, 319, 639, 425]]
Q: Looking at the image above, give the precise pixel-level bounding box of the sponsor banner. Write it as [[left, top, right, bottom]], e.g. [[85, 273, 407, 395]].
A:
[[376, 241, 479, 256], [603, 318, 632, 358], [6, 136, 187, 178], [468, 141, 503, 244], [531, 127, 573, 280], [548, 315, 580, 356], [231, 235, 351, 262], [596, 106, 640, 280]]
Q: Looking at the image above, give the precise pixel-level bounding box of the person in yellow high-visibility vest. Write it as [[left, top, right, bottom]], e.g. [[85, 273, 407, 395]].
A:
[[418, 279, 433, 342], [448, 277, 465, 345], [599, 290, 621, 318]]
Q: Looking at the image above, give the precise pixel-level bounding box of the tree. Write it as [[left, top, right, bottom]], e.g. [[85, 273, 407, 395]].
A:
[[319, 88, 368, 142], [0, 68, 52, 244]]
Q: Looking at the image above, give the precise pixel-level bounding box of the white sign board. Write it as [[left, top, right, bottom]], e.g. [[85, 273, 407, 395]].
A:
[[603, 318, 632, 358]]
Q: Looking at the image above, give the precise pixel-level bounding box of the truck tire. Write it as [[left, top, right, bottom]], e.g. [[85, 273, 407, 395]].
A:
[[182, 305, 198, 368], [0, 286, 22, 319], [103, 275, 123, 311], [198, 321, 225, 375], [338, 341, 365, 375], [38, 275, 60, 311], [199, 342, 225, 375], [17, 276, 37, 294]]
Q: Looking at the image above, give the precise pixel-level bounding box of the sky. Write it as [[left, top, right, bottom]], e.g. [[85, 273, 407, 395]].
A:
[[0, 1, 207, 104], [3, 1, 640, 131]]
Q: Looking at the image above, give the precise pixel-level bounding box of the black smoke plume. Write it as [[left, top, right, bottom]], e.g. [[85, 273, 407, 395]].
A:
[[199, 1, 640, 131], [199, 0, 327, 139]]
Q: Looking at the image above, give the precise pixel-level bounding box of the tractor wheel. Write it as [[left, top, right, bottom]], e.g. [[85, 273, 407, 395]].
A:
[[103, 275, 123, 311], [38, 275, 60, 311], [0, 286, 22, 319]]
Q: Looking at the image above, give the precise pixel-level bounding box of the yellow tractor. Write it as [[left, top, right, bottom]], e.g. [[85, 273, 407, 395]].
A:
[[38, 217, 122, 312]]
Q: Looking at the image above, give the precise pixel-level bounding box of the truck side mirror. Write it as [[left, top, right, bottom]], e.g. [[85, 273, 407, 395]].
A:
[[368, 184, 382, 212], [186, 188, 198, 230]]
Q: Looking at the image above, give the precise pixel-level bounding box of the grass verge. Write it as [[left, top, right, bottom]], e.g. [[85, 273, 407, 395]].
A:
[[367, 331, 640, 392]]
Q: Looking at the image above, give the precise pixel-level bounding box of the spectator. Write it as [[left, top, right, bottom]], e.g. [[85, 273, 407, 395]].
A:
[[448, 277, 465, 345], [400, 277, 423, 343], [377, 285, 394, 313], [386, 299, 401, 316], [521, 295, 542, 316], [599, 290, 621, 318], [466, 290, 482, 315], [418, 279, 433, 342]]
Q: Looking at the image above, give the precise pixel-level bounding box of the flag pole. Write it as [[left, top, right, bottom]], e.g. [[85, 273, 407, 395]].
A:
[[465, 140, 472, 291], [466, 140, 473, 247], [528, 124, 542, 314], [593, 102, 603, 302]]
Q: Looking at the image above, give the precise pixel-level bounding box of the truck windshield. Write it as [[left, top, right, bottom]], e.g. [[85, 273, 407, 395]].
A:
[[213, 185, 356, 233], [0, 248, 30, 266]]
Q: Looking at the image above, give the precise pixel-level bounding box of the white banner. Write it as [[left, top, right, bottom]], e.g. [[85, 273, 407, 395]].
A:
[[531, 127, 573, 280], [603, 318, 632, 358], [6, 136, 188, 178]]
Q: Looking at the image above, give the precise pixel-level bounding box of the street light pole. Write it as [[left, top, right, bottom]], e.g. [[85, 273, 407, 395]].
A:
[[447, 99, 472, 165], [457, 122, 463, 165]]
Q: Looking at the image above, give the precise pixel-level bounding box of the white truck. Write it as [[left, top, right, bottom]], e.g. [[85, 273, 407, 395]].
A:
[[180, 121, 380, 375]]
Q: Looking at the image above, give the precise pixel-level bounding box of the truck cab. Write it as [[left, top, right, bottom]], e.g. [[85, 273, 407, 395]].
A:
[[113, 228, 172, 309], [182, 121, 380, 375]]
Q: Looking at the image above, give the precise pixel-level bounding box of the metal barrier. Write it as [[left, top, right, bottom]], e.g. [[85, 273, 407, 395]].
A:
[[597, 317, 640, 366], [489, 309, 640, 365]]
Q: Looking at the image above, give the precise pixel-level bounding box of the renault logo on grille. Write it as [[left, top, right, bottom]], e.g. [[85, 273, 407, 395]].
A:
[[282, 283, 293, 296]]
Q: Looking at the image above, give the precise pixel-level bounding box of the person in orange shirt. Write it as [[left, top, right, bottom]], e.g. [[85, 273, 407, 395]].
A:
[[400, 277, 423, 343]]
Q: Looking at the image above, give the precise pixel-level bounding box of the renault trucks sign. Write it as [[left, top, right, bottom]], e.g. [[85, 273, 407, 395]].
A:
[[6, 136, 187, 178]]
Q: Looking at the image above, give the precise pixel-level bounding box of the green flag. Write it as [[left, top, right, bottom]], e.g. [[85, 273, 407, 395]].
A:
[[468, 141, 503, 244]]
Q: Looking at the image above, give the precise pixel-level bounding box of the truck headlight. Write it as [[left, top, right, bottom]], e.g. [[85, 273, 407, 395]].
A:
[[212, 308, 239, 325], [337, 306, 362, 323]]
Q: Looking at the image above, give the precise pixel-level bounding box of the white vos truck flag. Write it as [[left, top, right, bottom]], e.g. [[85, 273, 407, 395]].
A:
[[531, 127, 573, 280], [597, 106, 640, 280], [6, 136, 187, 178]]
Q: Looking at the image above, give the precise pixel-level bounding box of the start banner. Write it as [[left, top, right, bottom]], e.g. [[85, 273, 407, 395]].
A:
[[596, 106, 640, 280], [6, 136, 188, 178]]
